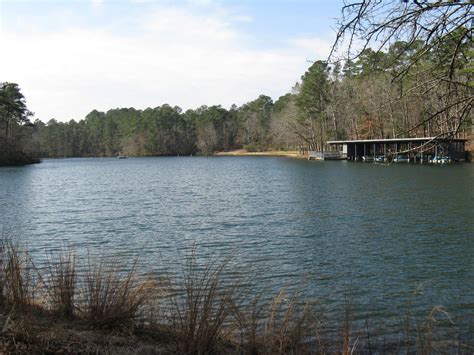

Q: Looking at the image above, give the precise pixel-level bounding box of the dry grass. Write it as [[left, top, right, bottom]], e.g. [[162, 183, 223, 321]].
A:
[[165, 250, 238, 354], [1, 240, 33, 312], [0, 239, 471, 354], [339, 298, 357, 355], [235, 288, 317, 354], [417, 305, 455, 355], [80, 256, 150, 328], [39, 249, 77, 317]]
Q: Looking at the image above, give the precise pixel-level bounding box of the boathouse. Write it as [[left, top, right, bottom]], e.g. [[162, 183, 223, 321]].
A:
[[326, 137, 467, 162]]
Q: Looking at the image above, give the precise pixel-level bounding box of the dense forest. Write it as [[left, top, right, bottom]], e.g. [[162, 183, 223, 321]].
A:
[[1, 1, 472, 162], [0, 83, 39, 165]]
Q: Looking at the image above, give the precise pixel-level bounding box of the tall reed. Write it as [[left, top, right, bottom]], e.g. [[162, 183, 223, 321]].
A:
[[1, 240, 33, 312], [0, 238, 470, 354], [166, 250, 239, 354], [235, 288, 318, 354], [80, 256, 150, 327], [39, 249, 77, 317]]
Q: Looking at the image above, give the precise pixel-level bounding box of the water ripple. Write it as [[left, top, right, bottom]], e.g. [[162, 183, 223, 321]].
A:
[[0, 157, 473, 333]]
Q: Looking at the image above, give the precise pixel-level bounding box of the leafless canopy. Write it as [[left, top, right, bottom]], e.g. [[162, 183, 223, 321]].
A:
[[330, 0, 473, 138]]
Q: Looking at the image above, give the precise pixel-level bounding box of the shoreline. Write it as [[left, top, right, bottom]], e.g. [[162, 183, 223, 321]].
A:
[[214, 149, 302, 158]]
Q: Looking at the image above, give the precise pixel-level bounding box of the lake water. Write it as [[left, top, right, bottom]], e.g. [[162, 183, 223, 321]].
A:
[[1, 157, 473, 337]]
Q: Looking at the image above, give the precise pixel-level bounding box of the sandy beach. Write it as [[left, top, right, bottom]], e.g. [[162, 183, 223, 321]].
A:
[[215, 149, 301, 158]]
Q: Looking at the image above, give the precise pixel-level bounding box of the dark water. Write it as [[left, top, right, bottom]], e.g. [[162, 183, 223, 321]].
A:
[[1, 157, 473, 335]]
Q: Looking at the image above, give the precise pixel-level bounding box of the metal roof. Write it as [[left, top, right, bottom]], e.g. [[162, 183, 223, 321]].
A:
[[327, 137, 467, 144]]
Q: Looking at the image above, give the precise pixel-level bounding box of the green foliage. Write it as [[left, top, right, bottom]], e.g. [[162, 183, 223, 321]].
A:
[[32, 95, 278, 157], [293, 61, 331, 150], [0, 83, 38, 165], [296, 61, 329, 118], [6, 22, 473, 160], [0, 83, 31, 126]]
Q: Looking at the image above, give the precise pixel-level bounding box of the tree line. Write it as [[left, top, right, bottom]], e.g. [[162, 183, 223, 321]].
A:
[[1, 1, 472, 162], [31, 41, 473, 157]]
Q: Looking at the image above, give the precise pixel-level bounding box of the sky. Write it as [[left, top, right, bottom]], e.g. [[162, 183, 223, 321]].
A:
[[0, 0, 344, 122]]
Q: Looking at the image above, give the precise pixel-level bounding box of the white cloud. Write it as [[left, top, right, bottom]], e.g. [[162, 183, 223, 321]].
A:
[[0, 3, 332, 122], [290, 36, 332, 60], [187, 0, 214, 5], [231, 15, 253, 23]]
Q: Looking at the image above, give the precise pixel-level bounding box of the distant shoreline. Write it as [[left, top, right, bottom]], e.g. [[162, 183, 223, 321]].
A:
[[214, 149, 301, 158], [0, 153, 41, 167]]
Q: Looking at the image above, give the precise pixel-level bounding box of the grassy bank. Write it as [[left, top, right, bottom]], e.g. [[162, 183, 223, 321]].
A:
[[0, 240, 472, 354]]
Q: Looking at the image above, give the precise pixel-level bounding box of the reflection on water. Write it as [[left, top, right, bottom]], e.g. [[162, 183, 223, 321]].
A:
[[1, 157, 473, 335]]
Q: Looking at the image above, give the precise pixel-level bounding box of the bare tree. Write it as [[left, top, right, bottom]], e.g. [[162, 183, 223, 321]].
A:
[[330, 0, 473, 139]]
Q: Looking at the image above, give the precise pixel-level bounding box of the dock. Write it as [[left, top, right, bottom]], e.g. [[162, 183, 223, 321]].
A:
[[307, 151, 347, 160], [321, 137, 467, 162]]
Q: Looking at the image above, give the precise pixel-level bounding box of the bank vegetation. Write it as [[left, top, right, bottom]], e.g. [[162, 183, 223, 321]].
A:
[[1, 2, 472, 164], [0, 239, 472, 354]]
